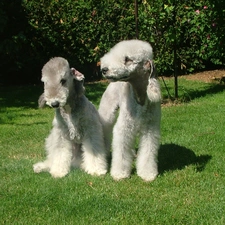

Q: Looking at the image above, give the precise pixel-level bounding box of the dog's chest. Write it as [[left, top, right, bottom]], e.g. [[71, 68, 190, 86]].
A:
[[123, 95, 152, 127]]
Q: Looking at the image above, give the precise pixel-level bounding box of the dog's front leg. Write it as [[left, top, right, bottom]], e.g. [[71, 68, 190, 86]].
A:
[[98, 82, 120, 152], [45, 126, 73, 178], [136, 126, 160, 182], [110, 116, 136, 180]]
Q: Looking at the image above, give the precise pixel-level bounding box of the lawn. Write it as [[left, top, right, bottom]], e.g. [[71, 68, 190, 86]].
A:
[[0, 78, 225, 224]]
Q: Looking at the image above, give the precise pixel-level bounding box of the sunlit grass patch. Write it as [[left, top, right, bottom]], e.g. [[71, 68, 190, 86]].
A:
[[0, 80, 225, 224]]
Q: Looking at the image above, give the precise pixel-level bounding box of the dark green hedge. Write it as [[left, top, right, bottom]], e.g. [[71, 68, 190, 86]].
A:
[[0, 0, 224, 84]]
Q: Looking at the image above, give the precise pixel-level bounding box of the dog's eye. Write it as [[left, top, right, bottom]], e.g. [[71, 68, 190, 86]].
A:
[[60, 79, 66, 85], [124, 56, 133, 65]]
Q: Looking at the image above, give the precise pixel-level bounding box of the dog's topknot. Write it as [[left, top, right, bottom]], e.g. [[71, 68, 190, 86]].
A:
[[102, 39, 153, 63], [41, 57, 70, 82]]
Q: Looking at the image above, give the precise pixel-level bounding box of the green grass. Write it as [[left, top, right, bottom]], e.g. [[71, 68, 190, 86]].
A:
[[0, 79, 225, 224]]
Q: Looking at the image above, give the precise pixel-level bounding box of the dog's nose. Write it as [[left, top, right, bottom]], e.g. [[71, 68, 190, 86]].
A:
[[51, 101, 60, 108], [101, 67, 109, 75]]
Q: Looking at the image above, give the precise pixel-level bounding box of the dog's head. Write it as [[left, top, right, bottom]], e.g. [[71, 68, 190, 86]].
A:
[[100, 40, 155, 82], [40, 57, 85, 108]]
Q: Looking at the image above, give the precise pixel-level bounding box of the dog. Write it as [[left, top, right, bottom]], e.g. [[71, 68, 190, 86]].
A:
[[33, 57, 108, 178], [98, 40, 161, 181]]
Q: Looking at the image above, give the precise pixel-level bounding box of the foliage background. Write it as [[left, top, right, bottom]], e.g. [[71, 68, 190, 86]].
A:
[[0, 0, 225, 84]]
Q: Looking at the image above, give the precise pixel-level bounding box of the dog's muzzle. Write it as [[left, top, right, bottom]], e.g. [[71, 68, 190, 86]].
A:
[[101, 67, 109, 75], [101, 67, 130, 81], [51, 101, 60, 108]]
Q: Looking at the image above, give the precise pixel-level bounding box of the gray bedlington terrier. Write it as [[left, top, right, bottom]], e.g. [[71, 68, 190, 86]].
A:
[[98, 40, 161, 181], [33, 57, 108, 178]]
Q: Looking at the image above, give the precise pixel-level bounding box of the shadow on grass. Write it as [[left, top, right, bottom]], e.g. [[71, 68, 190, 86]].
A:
[[161, 78, 225, 102], [184, 83, 225, 102], [0, 82, 108, 108], [0, 85, 43, 108], [158, 143, 212, 174]]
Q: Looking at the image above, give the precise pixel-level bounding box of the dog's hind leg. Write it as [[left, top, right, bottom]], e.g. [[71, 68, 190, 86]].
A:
[[33, 132, 52, 173], [33, 161, 50, 173]]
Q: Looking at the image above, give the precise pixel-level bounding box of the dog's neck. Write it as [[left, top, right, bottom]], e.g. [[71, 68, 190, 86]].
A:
[[128, 73, 149, 106], [66, 88, 82, 109]]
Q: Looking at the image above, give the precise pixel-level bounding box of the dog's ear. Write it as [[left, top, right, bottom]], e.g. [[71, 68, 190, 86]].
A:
[[71, 68, 85, 81], [144, 60, 157, 79], [71, 68, 85, 97], [38, 93, 46, 108]]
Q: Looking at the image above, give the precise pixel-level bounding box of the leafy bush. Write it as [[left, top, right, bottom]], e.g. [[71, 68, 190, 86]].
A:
[[22, 0, 135, 80], [139, 0, 225, 74], [0, 0, 224, 84]]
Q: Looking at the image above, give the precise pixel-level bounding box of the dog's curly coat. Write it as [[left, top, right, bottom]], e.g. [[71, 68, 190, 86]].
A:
[[33, 57, 108, 178], [99, 40, 161, 181]]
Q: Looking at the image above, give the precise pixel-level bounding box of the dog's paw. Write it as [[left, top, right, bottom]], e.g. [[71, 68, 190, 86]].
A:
[[69, 129, 75, 140], [138, 172, 158, 182], [111, 171, 131, 181], [50, 169, 69, 178], [69, 129, 82, 142], [91, 169, 107, 176], [87, 171, 107, 176], [82, 165, 107, 176], [33, 162, 47, 173]]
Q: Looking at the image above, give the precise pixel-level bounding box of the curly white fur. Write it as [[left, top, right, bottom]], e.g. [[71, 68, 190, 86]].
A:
[[99, 40, 161, 181], [33, 57, 108, 178]]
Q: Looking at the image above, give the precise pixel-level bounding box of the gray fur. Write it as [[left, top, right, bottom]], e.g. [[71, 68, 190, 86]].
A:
[[99, 40, 161, 181], [33, 57, 108, 178]]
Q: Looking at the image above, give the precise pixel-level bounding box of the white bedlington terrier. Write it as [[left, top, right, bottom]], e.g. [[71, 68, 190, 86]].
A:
[[98, 40, 161, 181], [33, 57, 108, 178]]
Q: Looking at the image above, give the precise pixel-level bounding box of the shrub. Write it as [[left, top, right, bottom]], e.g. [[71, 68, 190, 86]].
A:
[[139, 0, 225, 74], [0, 0, 224, 84], [22, 0, 135, 80]]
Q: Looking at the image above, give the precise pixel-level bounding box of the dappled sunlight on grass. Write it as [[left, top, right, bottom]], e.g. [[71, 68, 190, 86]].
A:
[[160, 77, 225, 103]]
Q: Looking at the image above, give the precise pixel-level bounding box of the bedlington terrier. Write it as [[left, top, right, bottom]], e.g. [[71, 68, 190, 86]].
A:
[[33, 57, 108, 178], [98, 40, 161, 181]]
